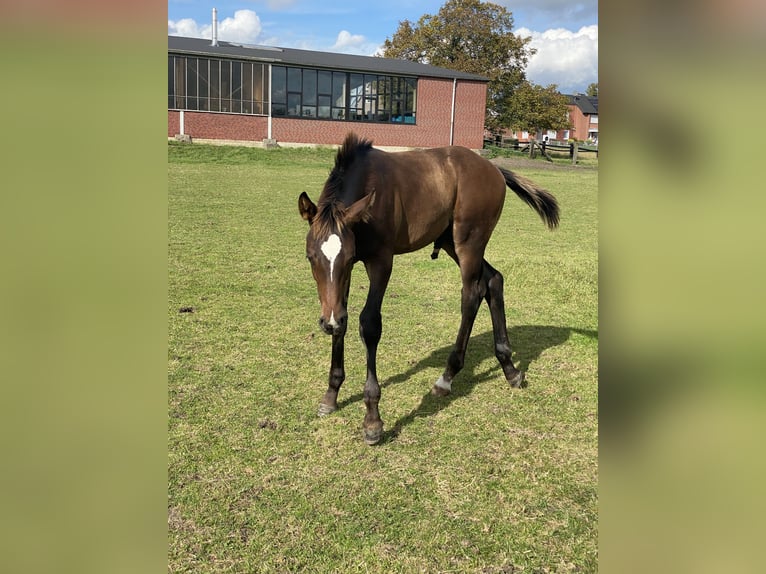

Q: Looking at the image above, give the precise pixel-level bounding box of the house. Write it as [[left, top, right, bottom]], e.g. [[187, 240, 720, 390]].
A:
[[565, 94, 598, 144], [494, 93, 599, 145], [168, 36, 489, 149]]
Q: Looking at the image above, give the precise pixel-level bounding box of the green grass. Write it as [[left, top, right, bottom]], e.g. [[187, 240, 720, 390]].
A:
[[168, 141, 598, 573]]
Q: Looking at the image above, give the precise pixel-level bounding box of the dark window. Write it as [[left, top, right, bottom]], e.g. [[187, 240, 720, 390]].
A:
[[231, 61, 242, 114], [168, 54, 268, 116], [262, 65, 417, 123], [318, 95, 331, 119], [287, 93, 301, 117], [271, 66, 286, 116], [174, 57, 185, 109], [271, 66, 286, 103], [168, 56, 175, 109], [303, 69, 317, 106], [287, 67, 302, 92], [209, 59, 220, 111], [332, 72, 346, 119], [254, 64, 265, 103], [302, 69, 317, 117], [242, 63, 252, 114], [186, 58, 197, 112], [220, 60, 231, 112], [197, 59, 209, 111], [318, 70, 332, 95], [348, 74, 363, 121]]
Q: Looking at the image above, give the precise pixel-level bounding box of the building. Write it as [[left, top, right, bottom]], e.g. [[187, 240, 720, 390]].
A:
[[168, 36, 489, 150], [495, 93, 598, 146], [565, 94, 598, 144]]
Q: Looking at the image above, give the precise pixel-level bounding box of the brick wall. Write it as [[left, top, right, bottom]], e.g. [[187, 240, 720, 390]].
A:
[[168, 77, 487, 149], [453, 81, 487, 148], [168, 111, 269, 142]]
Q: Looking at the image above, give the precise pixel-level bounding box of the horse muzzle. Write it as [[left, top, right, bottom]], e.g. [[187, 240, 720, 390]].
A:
[[319, 311, 347, 336]]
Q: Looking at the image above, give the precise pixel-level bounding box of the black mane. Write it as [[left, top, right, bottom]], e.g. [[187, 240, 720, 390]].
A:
[[314, 134, 373, 235]]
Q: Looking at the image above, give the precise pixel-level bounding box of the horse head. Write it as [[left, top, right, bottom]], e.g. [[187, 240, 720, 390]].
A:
[[298, 191, 375, 336]]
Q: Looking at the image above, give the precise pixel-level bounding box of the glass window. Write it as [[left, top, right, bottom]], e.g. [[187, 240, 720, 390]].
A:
[[220, 61, 231, 111], [287, 67, 302, 92], [318, 95, 331, 119], [331, 72, 346, 119], [197, 59, 209, 111], [253, 64, 264, 102], [348, 74, 364, 121], [186, 58, 197, 99], [271, 66, 286, 104], [303, 69, 317, 106], [174, 57, 185, 109], [287, 93, 301, 116], [168, 57, 175, 108], [318, 70, 332, 95], [231, 61, 241, 113], [168, 57, 418, 122], [242, 63, 252, 103], [209, 60, 219, 111], [168, 55, 268, 116]]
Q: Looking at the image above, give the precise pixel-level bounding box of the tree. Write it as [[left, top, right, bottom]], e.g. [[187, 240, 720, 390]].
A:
[[586, 83, 598, 97], [382, 0, 533, 133], [500, 81, 571, 135]]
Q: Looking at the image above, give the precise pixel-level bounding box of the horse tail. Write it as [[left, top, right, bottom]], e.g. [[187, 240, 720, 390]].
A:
[[497, 167, 560, 229]]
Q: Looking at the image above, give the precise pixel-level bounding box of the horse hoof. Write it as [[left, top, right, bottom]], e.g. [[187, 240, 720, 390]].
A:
[[509, 371, 526, 388], [431, 375, 451, 396], [317, 403, 337, 417], [431, 384, 451, 397], [363, 427, 382, 445]]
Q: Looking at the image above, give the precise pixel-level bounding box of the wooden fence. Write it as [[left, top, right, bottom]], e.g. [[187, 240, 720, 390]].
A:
[[484, 138, 598, 165]]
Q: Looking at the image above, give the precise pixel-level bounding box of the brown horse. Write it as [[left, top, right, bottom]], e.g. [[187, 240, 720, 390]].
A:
[[298, 133, 559, 444]]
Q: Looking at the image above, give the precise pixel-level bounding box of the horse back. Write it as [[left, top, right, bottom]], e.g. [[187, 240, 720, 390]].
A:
[[368, 146, 505, 254]]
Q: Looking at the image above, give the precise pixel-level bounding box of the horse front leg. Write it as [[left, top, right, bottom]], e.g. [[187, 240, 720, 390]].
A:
[[359, 257, 392, 445], [318, 332, 345, 416], [432, 251, 485, 397]]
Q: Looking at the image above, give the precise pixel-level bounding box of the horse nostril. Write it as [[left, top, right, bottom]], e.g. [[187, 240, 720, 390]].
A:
[[318, 317, 334, 335], [319, 314, 347, 335]]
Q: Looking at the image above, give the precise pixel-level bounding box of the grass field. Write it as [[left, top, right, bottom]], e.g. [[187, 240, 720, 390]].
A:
[[168, 141, 598, 573]]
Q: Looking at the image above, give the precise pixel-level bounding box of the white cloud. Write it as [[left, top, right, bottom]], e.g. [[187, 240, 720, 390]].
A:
[[517, 25, 598, 94], [218, 10, 263, 43], [329, 30, 382, 56], [168, 10, 263, 44], [168, 18, 205, 39], [332, 30, 365, 50]]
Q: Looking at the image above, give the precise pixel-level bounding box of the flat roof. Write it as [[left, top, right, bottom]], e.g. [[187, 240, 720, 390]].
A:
[[168, 36, 488, 82]]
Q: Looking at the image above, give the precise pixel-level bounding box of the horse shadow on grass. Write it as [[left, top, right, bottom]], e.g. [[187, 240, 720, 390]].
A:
[[335, 324, 598, 444]]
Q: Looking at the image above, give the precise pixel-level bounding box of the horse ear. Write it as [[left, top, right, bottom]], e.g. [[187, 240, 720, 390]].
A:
[[344, 192, 375, 225], [298, 192, 317, 224]]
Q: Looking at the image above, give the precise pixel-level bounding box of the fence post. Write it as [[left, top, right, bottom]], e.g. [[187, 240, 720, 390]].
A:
[[529, 140, 535, 159], [571, 141, 579, 165]]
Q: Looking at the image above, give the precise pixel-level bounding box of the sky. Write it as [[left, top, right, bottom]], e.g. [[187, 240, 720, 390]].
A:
[[168, 0, 597, 95]]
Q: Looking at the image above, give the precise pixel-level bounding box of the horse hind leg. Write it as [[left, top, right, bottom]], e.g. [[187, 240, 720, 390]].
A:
[[482, 260, 525, 388]]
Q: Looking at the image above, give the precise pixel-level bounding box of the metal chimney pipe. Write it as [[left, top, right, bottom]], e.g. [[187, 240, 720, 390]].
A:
[[211, 8, 218, 46]]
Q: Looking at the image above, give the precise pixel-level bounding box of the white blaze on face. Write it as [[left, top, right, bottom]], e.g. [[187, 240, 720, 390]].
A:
[[320, 233, 342, 283]]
